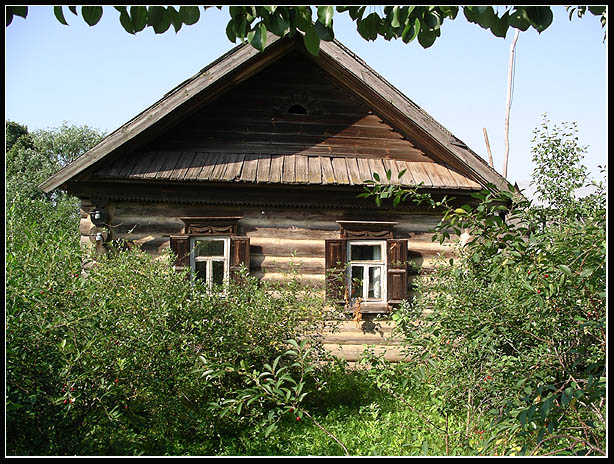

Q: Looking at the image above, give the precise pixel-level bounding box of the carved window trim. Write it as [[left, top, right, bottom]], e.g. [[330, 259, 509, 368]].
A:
[[179, 216, 242, 235], [336, 220, 398, 240]]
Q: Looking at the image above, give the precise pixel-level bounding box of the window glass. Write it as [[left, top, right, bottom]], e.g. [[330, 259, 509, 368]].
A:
[[211, 260, 225, 286], [194, 239, 225, 257], [350, 266, 364, 299], [195, 261, 208, 281], [368, 266, 382, 299], [350, 244, 382, 261]]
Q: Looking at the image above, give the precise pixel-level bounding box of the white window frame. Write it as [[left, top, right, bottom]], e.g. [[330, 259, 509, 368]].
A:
[[347, 240, 387, 304], [190, 236, 230, 289]]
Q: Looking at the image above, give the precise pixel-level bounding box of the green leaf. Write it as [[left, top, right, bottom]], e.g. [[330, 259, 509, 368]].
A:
[[390, 5, 401, 28], [11, 6, 28, 19], [148, 6, 171, 34], [317, 5, 334, 28], [167, 7, 183, 33], [401, 17, 420, 43], [314, 20, 334, 41], [417, 28, 439, 48], [179, 6, 201, 26], [264, 423, 277, 437], [490, 12, 510, 38], [81, 6, 103, 26], [269, 12, 290, 37], [118, 8, 135, 34], [292, 6, 313, 32], [508, 8, 531, 31], [558, 264, 572, 276], [357, 12, 379, 41], [247, 22, 268, 51], [580, 268, 593, 277], [303, 26, 321, 56], [524, 6, 553, 33], [130, 6, 148, 32], [54, 6, 69, 26]]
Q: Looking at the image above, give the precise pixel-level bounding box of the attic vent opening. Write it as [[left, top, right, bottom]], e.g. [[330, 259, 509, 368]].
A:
[[287, 104, 307, 115]]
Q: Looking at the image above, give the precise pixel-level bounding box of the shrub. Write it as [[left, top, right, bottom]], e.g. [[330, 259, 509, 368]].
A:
[[6, 194, 331, 455], [391, 118, 606, 456]]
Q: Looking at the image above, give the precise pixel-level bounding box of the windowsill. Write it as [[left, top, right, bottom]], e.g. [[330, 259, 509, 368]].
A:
[[346, 303, 390, 314]]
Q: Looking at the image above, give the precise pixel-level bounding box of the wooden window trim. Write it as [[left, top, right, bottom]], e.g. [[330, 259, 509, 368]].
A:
[[336, 220, 398, 240], [347, 240, 387, 308], [170, 217, 249, 283], [190, 236, 230, 289]]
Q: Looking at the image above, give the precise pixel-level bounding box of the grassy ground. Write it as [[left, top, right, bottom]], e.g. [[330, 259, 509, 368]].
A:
[[170, 361, 484, 457]]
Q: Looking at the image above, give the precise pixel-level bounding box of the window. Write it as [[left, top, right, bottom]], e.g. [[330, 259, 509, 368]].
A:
[[347, 240, 386, 303], [325, 236, 409, 312], [169, 217, 250, 289], [190, 236, 230, 288]]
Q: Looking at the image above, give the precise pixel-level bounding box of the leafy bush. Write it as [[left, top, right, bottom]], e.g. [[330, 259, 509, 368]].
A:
[[6, 199, 331, 455], [391, 118, 606, 456]]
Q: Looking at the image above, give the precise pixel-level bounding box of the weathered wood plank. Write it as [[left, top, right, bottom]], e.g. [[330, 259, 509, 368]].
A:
[[170, 152, 197, 180], [239, 154, 258, 182], [40, 36, 292, 193], [426, 161, 457, 189], [282, 154, 296, 183], [221, 153, 245, 181], [251, 254, 325, 273], [197, 153, 221, 180], [256, 154, 272, 183], [183, 152, 208, 179], [368, 158, 389, 184], [406, 161, 434, 188], [295, 154, 309, 183], [249, 237, 324, 257], [269, 155, 283, 183], [320, 156, 336, 185], [154, 152, 180, 180], [345, 157, 361, 185], [331, 156, 350, 185], [356, 157, 373, 183], [308, 156, 322, 184]]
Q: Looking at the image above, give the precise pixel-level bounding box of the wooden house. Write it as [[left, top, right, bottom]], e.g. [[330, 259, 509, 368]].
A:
[[40, 36, 508, 360]]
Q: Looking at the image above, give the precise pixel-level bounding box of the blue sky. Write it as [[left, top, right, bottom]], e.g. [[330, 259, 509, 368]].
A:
[[5, 6, 607, 188]]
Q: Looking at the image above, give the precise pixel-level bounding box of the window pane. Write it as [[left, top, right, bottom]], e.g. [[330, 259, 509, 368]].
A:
[[350, 244, 382, 261], [195, 261, 208, 282], [211, 260, 225, 286], [350, 266, 363, 299], [368, 266, 382, 299], [194, 239, 225, 257]]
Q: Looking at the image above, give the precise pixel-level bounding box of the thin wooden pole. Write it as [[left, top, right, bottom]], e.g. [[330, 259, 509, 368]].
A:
[[503, 29, 520, 179], [482, 127, 494, 168]]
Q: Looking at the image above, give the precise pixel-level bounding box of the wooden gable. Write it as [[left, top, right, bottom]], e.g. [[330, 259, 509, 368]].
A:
[[92, 50, 479, 190], [40, 36, 508, 194]]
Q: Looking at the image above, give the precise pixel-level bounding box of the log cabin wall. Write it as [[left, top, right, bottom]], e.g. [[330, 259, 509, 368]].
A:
[[80, 198, 456, 296], [78, 196, 460, 362]]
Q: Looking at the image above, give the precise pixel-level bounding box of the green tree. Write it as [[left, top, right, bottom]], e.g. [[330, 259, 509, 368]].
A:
[[6, 6, 607, 56], [6, 121, 105, 202]]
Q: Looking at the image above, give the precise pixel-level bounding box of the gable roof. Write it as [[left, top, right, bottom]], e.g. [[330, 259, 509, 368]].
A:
[[39, 35, 510, 194]]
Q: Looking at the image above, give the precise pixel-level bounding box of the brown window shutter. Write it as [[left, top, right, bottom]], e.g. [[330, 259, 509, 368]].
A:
[[325, 239, 347, 304], [230, 236, 250, 280], [387, 239, 408, 304], [169, 235, 190, 271]]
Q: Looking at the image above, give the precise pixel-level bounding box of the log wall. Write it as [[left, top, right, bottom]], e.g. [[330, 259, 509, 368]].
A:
[[81, 199, 457, 361]]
